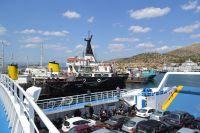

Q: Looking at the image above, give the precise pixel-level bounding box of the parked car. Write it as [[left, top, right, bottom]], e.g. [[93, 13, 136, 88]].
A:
[[176, 127, 200, 133], [136, 107, 155, 118], [192, 117, 200, 130], [61, 117, 96, 132], [135, 119, 173, 133], [68, 124, 103, 133], [121, 117, 146, 133], [162, 111, 194, 128], [149, 110, 170, 121], [104, 115, 130, 130]]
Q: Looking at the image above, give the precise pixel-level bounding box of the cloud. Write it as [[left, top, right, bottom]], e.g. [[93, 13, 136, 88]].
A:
[[108, 44, 125, 52], [24, 43, 71, 52], [112, 37, 139, 42], [181, 0, 198, 10], [129, 7, 170, 20], [75, 44, 85, 50], [136, 42, 154, 48], [190, 33, 200, 38], [88, 16, 94, 23], [45, 44, 69, 51], [128, 25, 151, 33], [23, 37, 45, 43], [173, 23, 200, 33], [63, 10, 80, 19], [0, 25, 7, 35], [197, 6, 200, 12], [20, 29, 69, 37], [24, 43, 38, 48], [21, 29, 36, 34], [154, 45, 170, 52]]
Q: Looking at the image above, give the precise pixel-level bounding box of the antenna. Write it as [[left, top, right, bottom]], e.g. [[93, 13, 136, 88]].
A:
[[26, 56, 29, 68], [1, 41, 6, 74], [88, 30, 91, 38], [40, 43, 44, 67], [10, 52, 14, 64]]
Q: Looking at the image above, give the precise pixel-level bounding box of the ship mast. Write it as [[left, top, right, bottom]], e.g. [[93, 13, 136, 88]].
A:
[[0, 41, 6, 73], [40, 43, 44, 67]]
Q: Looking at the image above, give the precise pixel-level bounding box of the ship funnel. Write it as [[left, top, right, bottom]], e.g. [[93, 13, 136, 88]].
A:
[[8, 64, 18, 80], [48, 61, 60, 72]]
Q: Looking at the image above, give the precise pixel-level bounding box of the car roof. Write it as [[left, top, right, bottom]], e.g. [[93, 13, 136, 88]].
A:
[[111, 115, 127, 119], [65, 117, 84, 122], [92, 128, 113, 133], [141, 107, 153, 110], [138, 120, 162, 128], [130, 117, 146, 123], [171, 111, 188, 114], [177, 127, 199, 133], [73, 125, 90, 130]]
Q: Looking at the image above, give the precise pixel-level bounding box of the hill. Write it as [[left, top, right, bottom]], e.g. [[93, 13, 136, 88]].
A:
[[110, 43, 200, 69]]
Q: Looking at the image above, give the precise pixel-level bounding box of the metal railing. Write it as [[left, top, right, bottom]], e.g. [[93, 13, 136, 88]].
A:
[[0, 74, 59, 133], [37, 89, 130, 111]]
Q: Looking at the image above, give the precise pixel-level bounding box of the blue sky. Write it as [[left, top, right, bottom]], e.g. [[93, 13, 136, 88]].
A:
[[0, 0, 200, 64]]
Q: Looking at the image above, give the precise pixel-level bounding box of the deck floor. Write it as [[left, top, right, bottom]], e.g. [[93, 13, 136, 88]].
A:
[[0, 100, 11, 133], [167, 86, 200, 117]]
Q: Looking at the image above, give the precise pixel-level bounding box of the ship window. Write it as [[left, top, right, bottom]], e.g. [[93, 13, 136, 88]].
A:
[[94, 74, 101, 77], [83, 74, 92, 77], [103, 74, 109, 77]]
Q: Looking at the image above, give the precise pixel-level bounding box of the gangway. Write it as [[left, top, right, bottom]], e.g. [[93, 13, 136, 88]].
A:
[[37, 89, 130, 115], [0, 74, 59, 133]]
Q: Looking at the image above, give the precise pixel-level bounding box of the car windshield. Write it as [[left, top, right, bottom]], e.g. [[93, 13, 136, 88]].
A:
[[170, 114, 180, 120], [124, 120, 136, 127], [153, 111, 162, 115], [137, 126, 148, 133], [139, 109, 147, 113], [110, 117, 118, 122], [64, 121, 70, 126]]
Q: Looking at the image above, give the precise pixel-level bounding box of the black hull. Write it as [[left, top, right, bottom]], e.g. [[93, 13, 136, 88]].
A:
[[20, 75, 128, 100]]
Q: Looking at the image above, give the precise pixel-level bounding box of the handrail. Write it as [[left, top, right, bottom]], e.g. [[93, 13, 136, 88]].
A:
[[0, 74, 59, 133], [37, 89, 130, 111], [157, 72, 200, 92]]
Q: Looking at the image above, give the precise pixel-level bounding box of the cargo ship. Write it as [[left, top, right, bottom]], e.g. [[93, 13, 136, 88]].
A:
[[16, 34, 128, 99]]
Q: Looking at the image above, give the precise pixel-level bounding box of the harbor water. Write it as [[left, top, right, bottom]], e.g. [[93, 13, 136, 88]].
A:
[[126, 73, 200, 89]]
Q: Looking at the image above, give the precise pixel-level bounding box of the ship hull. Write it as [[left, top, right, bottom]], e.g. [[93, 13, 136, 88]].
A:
[[33, 75, 128, 99]]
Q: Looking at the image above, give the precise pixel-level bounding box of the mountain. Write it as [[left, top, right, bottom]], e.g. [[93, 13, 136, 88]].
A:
[[110, 43, 200, 68], [167, 43, 200, 57]]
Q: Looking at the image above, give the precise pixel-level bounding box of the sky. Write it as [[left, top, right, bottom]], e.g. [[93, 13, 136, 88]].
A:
[[0, 0, 200, 64]]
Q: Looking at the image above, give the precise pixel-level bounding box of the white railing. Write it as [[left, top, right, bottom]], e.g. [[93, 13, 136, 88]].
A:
[[157, 72, 200, 92], [0, 74, 59, 133], [37, 89, 130, 111]]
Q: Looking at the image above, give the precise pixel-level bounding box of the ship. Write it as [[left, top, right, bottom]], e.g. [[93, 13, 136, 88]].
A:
[[142, 69, 156, 80], [126, 68, 148, 83], [18, 34, 128, 99]]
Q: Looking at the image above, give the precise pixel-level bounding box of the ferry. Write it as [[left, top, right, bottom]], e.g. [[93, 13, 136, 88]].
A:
[[1, 71, 200, 132]]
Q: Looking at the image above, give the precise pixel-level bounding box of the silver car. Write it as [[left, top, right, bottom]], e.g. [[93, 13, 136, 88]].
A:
[[176, 127, 200, 133], [121, 117, 146, 133], [149, 110, 170, 121]]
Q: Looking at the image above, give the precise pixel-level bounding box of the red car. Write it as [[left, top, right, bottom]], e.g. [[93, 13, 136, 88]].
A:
[[67, 124, 103, 133]]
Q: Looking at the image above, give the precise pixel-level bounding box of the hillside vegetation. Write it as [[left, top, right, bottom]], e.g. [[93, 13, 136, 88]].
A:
[[110, 43, 200, 69]]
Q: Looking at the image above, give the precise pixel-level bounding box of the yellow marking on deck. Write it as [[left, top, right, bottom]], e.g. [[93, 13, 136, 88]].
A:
[[162, 86, 183, 111]]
